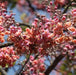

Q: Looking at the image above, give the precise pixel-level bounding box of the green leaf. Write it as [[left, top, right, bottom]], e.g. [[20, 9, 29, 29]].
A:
[[10, 2, 16, 9], [68, 72, 72, 75], [5, 64, 8, 68], [60, 65, 66, 71], [21, 26, 28, 31], [53, 25, 56, 27], [0, 66, 2, 69], [13, 61, 16, 65]]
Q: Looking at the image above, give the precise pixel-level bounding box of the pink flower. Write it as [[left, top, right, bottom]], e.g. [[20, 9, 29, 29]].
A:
[[55, 0, 65, 5]]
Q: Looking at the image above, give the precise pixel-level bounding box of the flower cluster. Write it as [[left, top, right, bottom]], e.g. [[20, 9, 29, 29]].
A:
[[0, 26, 5, 43], [72, 8, 76, 24], [23, 55, 45, 75], [0, 1, 76, 75], [0, 47, 19, 67], [0, 1, 18, 43], [7, 8, 76, 58]]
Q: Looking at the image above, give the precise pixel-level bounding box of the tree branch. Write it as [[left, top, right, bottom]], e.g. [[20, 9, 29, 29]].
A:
[[26, 0, 36, 12], [19, 23, 31, 28], [0, 68, 7, 75], [26, 0, 41, 19], [15, 54, 30, 75], [45, 54, 65, 75], [62, 1, 73, 14], [0, 42, 13, 48], [15, 53, 39, 75]]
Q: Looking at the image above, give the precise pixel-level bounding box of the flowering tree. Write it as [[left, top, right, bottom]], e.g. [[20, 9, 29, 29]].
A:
[[0, 0, 76, 75]]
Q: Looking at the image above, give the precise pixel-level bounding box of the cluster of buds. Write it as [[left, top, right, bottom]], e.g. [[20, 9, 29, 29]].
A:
[[23, 55, 45, 75], [0, 47, 19, 67]]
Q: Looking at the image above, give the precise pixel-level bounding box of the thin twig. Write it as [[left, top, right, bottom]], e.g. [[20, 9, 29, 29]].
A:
[[19, 23, 31, 28], [15, 54, 30, 75], [62, 1, 73, 14], [0, 42, 13, 48], [15, 53, 39, 75]]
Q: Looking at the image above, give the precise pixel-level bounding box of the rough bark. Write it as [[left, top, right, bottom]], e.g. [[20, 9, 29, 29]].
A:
[[45, 54, 65, 75]]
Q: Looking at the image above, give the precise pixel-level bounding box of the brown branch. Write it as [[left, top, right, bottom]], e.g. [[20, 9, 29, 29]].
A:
[[26, 0, 36, 12], [0, 42, 13, 48], [62, 1, 73, 14], [0, 68, 7, 75], [26, 0, 41, 19], [44, 54, 65, 75], [15, 53, 39, 75], [19, 23, 31, 28], [15, 54, 30, 75], [26, 0, 46, 11]]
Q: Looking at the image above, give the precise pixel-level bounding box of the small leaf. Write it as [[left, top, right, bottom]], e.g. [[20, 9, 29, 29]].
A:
[[20, 13, 26, 20], [60, 65, 66, 71], [68, 72, 72, 75], [13, 61, 16, 65], [5, 64, 8, 68], [10, 2, 16, 9], [0, 66, 2, 68]]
